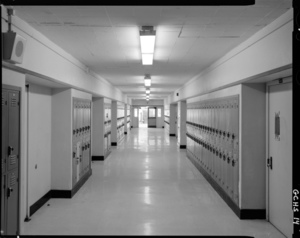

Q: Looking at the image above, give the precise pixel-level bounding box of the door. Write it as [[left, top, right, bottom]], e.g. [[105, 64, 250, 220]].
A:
[[268, 80, 292, 237], [1, 87, 20, 235], [132, 107, 139, 128], [148, 107, 156, 128]]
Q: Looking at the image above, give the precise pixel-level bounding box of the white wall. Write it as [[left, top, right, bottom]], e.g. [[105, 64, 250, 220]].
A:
[[241, 84, 266, 209], [170, 9, 292, 103], [51, 88, 72, 190], [2, 68, 27, 234], [132, 99, 164, 106], [92, 98, 104, 156], [28, 84, 52, 208], [1, 5, 125, 103]]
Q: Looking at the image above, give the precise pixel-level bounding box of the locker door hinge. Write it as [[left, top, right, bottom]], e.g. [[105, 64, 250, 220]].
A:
[[267, 157, 273, 170]]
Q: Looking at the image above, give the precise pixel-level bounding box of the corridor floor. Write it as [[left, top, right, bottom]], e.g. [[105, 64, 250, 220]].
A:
[[23, 128, 285, 237]]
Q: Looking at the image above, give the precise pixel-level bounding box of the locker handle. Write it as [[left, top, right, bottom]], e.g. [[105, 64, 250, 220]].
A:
[[227, 157, 231, 163], [7, 187, 13, 197], [76, 129, 79, 134], [73, 152, 76, 158], [73, 130, 76, 135], [227, 132, 230, 138], [223, 154, 226, 160], [8, 146, 14, 156], [232, 160, 236, 167]]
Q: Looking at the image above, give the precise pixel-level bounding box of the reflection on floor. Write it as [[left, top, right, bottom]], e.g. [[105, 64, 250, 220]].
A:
[[139, 122, 148, 128], [23, 128, 285, 236]]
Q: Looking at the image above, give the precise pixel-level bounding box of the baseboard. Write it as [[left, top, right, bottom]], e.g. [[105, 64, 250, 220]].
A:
[[186, 153, 265, 220], [29, 190, 52, 216], [92, 156, 104, 161], [169, 134, 175, 136], [148, 125, 156, 128], [111, 142, 117, 146], [180, 145, 186, 149], [51, 169, 92, 199], [71, 169, 92, 197]]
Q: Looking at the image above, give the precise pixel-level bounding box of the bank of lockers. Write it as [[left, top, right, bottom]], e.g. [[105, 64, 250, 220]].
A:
[[126, 106, 131, 133], [117, 106, 125, 143], [72, 98, 91, 187], [186, 95, 239, 205], [104, 103, 111, 156]]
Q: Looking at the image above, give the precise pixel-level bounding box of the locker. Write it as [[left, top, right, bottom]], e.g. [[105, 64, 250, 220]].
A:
[[72, 100, 78, 185], [1, 87, 20, 236], [6, 169, 19, 235], [2, 91, 8, 175], [232, 97, 239, 205], [7, 92, 20, 172]]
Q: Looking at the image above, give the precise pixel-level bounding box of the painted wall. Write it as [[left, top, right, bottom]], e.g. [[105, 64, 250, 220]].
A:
[[132, 99, 164, 106], [51, 88, 72, 190], [169, 9, 292, 103], [28, 84, 52, 208], [92, 98, 105, 156], [2, 68, 27, 234], [241, 84, 266, 209], [1, 5, 125, 103]]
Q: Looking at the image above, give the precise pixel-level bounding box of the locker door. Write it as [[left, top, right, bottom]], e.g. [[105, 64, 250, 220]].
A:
[[227, 98, 234, 199], [6, 169, 19, 235], [232, 97, 239, 205], [1, 175, 6, 235], [268, 82, 292, 238], [72, 100, 77, 186], [7, 92, 20, 172], [2, 91, 8, 175]]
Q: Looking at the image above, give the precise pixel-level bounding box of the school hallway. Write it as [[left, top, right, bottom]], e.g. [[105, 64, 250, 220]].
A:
[[22, 128, 284, 237]]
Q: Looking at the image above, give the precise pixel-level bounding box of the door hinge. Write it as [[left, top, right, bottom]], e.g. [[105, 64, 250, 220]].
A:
[[267, 157, 273, 170]]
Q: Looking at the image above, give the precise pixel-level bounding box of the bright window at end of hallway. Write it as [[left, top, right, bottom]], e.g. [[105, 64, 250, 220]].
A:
[[149, 108, 155, 118], [134, 108, 138, 117], [157, 108, 161, 117]]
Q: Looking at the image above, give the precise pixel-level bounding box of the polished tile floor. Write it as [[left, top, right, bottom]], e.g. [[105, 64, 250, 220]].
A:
[[24, 128, 285, 237]]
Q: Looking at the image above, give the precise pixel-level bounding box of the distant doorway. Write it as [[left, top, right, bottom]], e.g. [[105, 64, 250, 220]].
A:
[[139, 107, 148, 128]]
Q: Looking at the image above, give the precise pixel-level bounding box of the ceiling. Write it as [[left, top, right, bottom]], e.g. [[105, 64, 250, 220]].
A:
[[13, 1, 292, 101]]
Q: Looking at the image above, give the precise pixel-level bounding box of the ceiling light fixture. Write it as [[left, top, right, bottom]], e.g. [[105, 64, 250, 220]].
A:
[[146, 89, 150, 94], [144, 74, 151, 87], [140, 26, 156, 65]]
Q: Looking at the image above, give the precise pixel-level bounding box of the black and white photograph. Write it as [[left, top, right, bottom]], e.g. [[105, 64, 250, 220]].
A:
[[1, 0, 296, 237]]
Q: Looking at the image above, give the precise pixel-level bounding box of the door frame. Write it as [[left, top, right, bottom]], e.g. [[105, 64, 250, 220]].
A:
[[265, 76, 292, 221], [2, 84, 21, 235]]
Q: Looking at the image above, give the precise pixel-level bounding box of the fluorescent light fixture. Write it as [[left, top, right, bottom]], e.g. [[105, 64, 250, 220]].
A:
[[146, 89, 150, 94], [142, 54, 153, 65], [146, 98, 149, 101], [144, 79, 151, 87], [140, 35, 155, 53]]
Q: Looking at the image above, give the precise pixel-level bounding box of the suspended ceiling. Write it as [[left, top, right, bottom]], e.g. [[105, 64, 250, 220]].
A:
[[12, 1, 292, 100]]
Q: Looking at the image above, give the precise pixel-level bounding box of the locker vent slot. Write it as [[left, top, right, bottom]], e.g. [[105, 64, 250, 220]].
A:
[[11, 98, 17, 107], [10, 155, 17, 165], [10, 174, 16, 186]]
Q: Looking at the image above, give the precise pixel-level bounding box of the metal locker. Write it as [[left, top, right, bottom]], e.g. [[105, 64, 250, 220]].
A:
[[2, 91, 8, 175], [6, 169, 19, 235], [227, 98, 234, 199], [7, 91, 20, 172], [1, 175, 6, 235], [232, 97, 239, 205], [224, 100, 231, 196], [72, 99, 78, 186]]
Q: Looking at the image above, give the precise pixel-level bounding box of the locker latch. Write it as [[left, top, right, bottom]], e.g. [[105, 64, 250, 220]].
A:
[[8, 146, 14, 156], [7, 187, 13, 198]]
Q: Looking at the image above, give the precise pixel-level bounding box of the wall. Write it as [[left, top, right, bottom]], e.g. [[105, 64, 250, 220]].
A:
[[132, 99, 164, 106], [28, 84, 52, 208], [169, 9, 292, 103], [51, 88, 72, 190], [1, 5, 125, 103], [2, 68, 27, 234], [92, 98, 104, 156], [241, 84, 266, 209]]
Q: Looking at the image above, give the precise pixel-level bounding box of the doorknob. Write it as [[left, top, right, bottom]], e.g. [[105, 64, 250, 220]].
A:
[[267, 157, 273, 170]]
